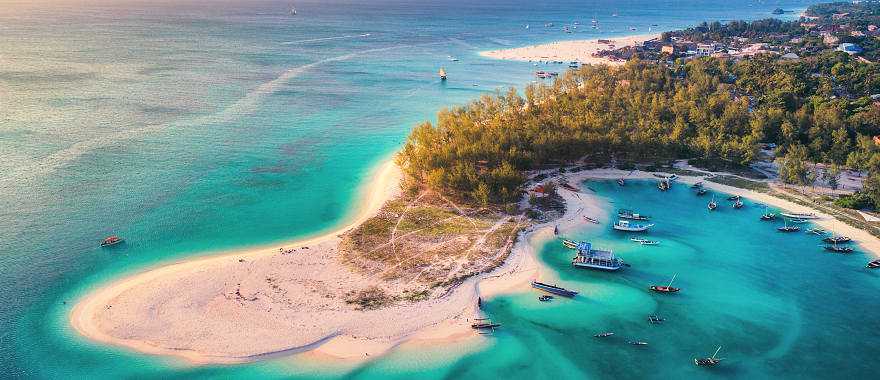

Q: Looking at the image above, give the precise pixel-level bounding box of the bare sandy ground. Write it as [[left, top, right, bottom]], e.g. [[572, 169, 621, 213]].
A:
[[70, 165, 880, 367], [480, 34, 660, 65]]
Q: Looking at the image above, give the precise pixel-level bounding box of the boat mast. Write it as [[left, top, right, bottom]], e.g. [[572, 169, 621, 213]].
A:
[[667, 273, 677, 288], [712, 346, 722, 359]]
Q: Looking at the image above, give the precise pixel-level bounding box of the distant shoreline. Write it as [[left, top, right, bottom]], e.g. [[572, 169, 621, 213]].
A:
[[479, 33, 660, 66]]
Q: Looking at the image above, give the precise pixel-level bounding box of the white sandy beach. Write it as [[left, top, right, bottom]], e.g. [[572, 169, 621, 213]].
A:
[[70, 163, 880, 366], [68, 159, 578, 365], [480, 34, 660, 65]]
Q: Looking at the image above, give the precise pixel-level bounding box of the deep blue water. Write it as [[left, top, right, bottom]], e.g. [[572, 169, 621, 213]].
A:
[[0, 1, 827, 378]]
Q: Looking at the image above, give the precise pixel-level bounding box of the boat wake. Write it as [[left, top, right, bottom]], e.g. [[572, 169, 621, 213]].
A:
[[1, 41, 443, 191], [281, 33, 371, 45]]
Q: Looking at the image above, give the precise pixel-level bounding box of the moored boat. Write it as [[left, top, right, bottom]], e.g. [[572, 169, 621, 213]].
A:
[[100, 235, 123, 247], [696, 188, 708, 196], [778, 219, 800, 232], [613, 220, 653, 232], [649, 274, 680, 293], [538, 295, 554, 302], [727, 195, 741, 201], [617, 178, 625, 186], [733, 200, 744, 209], [583, 215, 600, 224], [780, 212, 818, 220], [760, 205, 775, 220], [618, 209, 650, 220], [708, 196, 718, 211], [807, 228, 827, 235], [695, 346, 724, 367], [471, 320, 501, 330], [439, 67, 447, 80], [867, 259, 880, 269], [648, 315, 665, 324], [824, 244, 854, 254], [691, 181, 703, 188], [629, 341, 648, 346], [531, 281, 578, 297], [571, 242, 626, 271], [658, 179, 670, 191], [631, 237, 659, 245], [594, 332, 614, 338], [823, 236, 852, 244], [562, 239, 579, 249]]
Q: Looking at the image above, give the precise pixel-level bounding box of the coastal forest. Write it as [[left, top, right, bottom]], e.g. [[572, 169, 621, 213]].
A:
[[397, 41, 880, 206]]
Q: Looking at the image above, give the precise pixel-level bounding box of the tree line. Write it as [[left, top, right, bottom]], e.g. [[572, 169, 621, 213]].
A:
[[397, 51, 880, 206]]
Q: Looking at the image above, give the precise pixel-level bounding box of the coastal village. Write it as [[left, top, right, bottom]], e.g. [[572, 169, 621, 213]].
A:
[[596, 4, 880, 65]]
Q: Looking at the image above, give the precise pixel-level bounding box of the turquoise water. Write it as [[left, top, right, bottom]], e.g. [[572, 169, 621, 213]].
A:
[[274, 180, 880, 380], [0, 1, 832, 378]]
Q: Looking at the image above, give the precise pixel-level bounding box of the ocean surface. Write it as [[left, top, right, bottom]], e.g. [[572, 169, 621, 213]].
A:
[[0, 0, 838, 378]]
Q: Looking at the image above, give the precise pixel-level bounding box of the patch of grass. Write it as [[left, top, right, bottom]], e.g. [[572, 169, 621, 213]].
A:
[[689, 158, 767, 180], [344, 286, 392, 310], [707, 175, 769, 192], [399, 289, 431, 302]]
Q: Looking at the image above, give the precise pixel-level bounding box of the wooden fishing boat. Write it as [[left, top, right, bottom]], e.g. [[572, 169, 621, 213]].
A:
[[561, 183, 579, 192], [695, 346, 724, 367], [613, 220, 653, 232], [471, 321, 501, 330], [531, 281, 578, 297], [658, 179, 670, 191], [760, 205, 775, 220], [631, 237, 659, 245], [823, 236, 852, 244], [648, 315, 665, 324], [583, 215, 600, 224], [780, 212, 818, 220], [618, 209, 650, 220], [100, 235, 123, 247], [778, 219, 800, 232], [649, 274, 680, 293], [824, 244, 854, 254]]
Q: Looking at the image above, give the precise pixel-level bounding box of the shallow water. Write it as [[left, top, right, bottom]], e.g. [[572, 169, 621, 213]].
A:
[[0, 1, 825, 378], [414, 180, 880, 380]]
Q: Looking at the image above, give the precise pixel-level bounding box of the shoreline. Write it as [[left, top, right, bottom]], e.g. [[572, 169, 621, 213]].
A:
[[68, 157, 555, 366], [69, 158, 404, 364], [69, 165, 880, 367], [479, 33, 660, 66]]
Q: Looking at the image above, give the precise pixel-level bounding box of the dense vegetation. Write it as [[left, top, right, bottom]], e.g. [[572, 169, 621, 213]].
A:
[[397, 5, 880, 207]]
